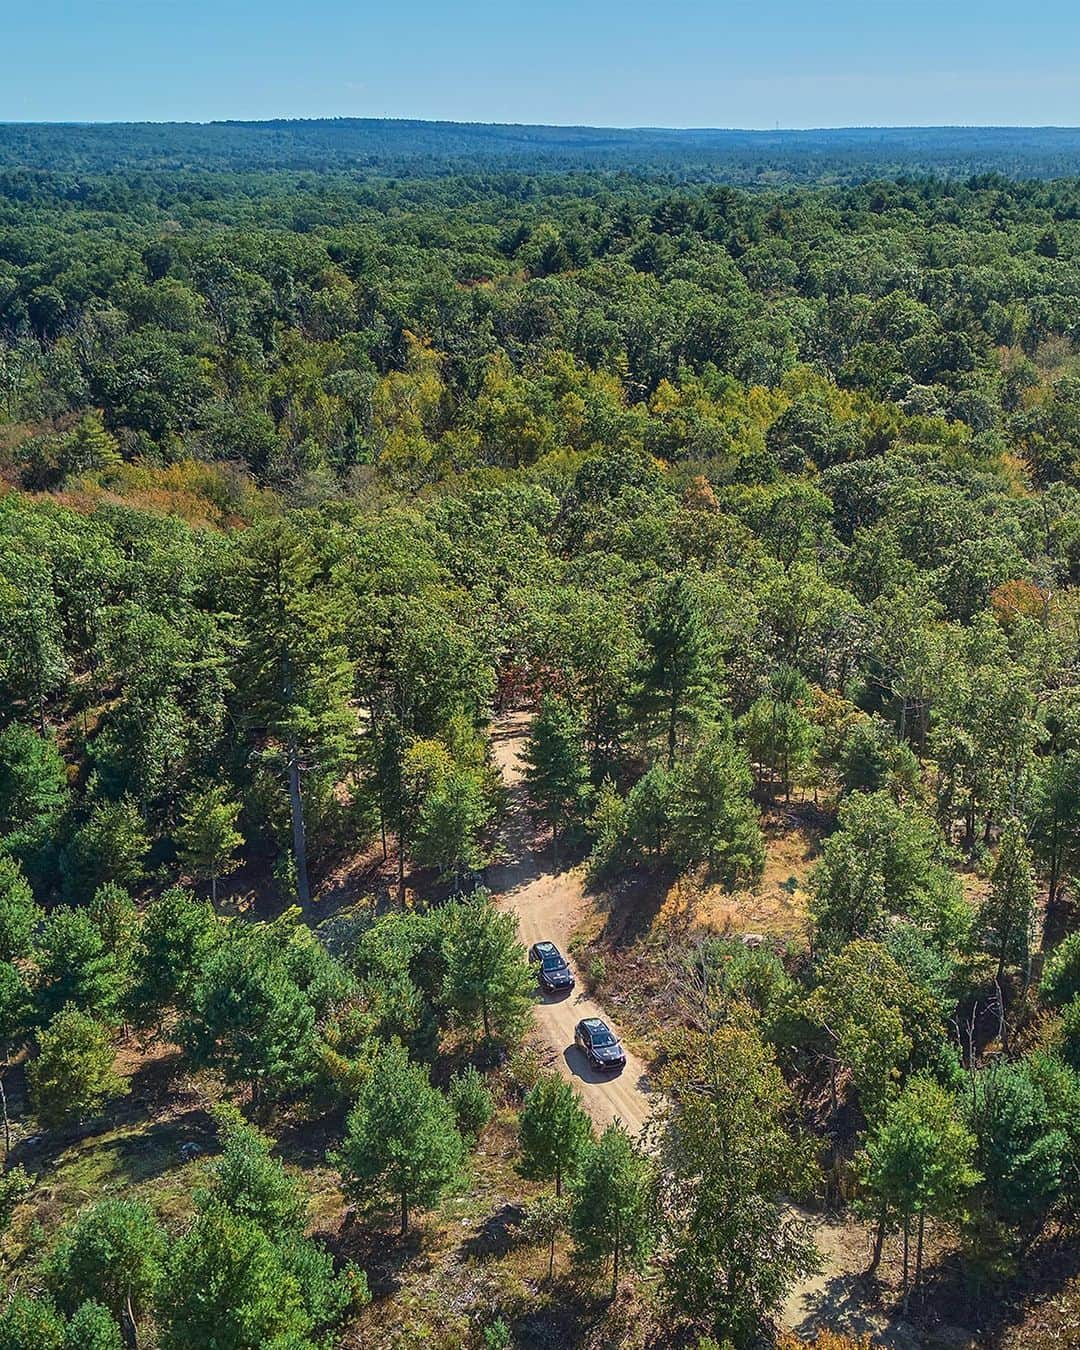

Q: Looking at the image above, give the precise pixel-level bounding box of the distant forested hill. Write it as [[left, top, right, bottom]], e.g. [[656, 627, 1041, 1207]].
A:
[[2, 118, 1080, 181]]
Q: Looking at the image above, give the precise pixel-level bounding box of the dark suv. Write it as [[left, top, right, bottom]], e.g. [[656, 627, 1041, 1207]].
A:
[[530, 940, 575, 992], [574, 1017, 626, 1071]]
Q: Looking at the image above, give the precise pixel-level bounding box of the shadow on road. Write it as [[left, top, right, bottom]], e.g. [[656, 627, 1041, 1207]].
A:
[[563, 1044, 625, 1084], [535, 985, 574, 1005]]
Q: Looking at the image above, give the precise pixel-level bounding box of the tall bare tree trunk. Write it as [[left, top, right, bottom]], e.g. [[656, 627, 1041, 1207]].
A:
[[287, 748, 310, 906], [865, 1207, 886, 1275], [0, 1073, 9, 1167]]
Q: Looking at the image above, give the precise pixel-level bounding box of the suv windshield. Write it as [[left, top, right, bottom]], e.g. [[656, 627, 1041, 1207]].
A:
[[541, 952, 564, 969], [589, 1026, 616, 1046]]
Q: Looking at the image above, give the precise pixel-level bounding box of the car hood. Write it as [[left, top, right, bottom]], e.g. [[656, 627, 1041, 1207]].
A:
[[593, 1042, 623, 1059]]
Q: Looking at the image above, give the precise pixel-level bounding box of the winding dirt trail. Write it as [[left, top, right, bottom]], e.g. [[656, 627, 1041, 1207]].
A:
[[487, 712, 652, 1135], [487, 710, 922, 1345]]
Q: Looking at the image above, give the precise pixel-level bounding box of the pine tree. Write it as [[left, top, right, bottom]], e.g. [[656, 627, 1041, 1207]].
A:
[[670, 726, 764, 884], [521, 695, 590, 861], [519, 1072, 593, 1196], [570, 1121, 653, 1301], [235, 521, 353, 906], [28, 1006, 123, 1130], [636, 573, 719, 769], [858, 1076, 979, 1294], [333, 1041, 465, 1236], [126, 887, 219, 1032], [441, 890, 533, 1044], [980, 817, 1037, 983], [0, 962, 32, 1161], [653, 1023, 819, 1343], [35, 906, 125, 1023], [45, 1197, 166, 1337], [59, 411, 121, 477], [174, 784, 244, 902], [0, 855, 42, 963]]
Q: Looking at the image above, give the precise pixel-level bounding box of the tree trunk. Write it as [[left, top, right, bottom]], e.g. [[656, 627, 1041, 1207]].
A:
[[611, 1229, 620, 1301], [555, 1162, 562, 1198], [901, 1217, 911, 1310], [914, 1212, 925, 1294], [400, 1190, 409, 1237], [667, 693, 678, 771], [548, 1230, 556, 1281], [0, 1073, 9, 1168], [287, 747, 310, 906], [865, 1207, 886, 1275], [124, 1292, 139, 1350], [481, 992, 491, 1041], [211, 872, 218, 906]]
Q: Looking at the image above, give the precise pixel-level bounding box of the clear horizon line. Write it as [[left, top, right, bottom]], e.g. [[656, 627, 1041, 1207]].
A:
[[1, 115, 1079, 134]]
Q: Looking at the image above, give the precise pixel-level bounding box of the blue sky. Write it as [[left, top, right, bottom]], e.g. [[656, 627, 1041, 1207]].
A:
[[5, 0, 1079, 128]]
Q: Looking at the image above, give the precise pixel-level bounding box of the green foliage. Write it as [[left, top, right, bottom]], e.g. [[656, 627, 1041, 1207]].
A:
[[45, 1198, 165, 1326], [570, 1121, 653, 1300], [654, 1023, 819, 1344], [979, 818, 1038, 979], [836, 715, 919, 798], [964, 1059, 1066, 1234], [0, 961, 33, 1062], [156, 1103, 361, 1349], [741, 665, 818, 798], [333, 1040, 465, 1235], [60, 1302, 124, 1350], [35, 906, 125, 1023], [811, 791, 964, 954], [27, 1006, 123, 1130], [0, 856, 41, 963], [0, 723, 67, 882], [204, 1105, 306, 1237], [126, 887, 218, 1029], [519, 1072, 594, 1196], [441, 890, 533, 1044], [156, 1204, 318, 1350], [0, 1167, 32, 1232], [446, 1065, 494, 1144], [0, 1293, 65, 1350], [636, 573, 721, 770], [522, 695, 591, 852], [178, 913, 349, 1104], [1041, 931, 1080, 1009], [234, 519, 353, 906], [174, 785, 244, 900], [858, 1076, 979, 1278], [808, 939, 949, 1122], [60, 798, 149, 901], [669, 726, 764, 884]]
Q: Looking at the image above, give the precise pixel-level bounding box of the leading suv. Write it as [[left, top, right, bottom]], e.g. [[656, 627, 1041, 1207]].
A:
[[574, 1017, 626, 1071]]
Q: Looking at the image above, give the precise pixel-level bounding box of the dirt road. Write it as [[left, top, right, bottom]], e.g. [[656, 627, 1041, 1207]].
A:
[[487, 712, 652, 1135], [487, 711, 922, 1344]]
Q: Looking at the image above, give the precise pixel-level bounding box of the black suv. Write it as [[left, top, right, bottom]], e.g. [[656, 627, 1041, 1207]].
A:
[[574, 1017, 626, 1071], [530, 940, 575, 992]]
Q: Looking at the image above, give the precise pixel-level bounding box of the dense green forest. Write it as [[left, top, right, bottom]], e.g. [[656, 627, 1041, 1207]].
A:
[[0, 139, 1079, 1348], [3, 119, 1080, 180]]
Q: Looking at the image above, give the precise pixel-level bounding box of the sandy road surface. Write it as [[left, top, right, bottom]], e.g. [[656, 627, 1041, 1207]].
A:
[[486, 712, 652, 1135]]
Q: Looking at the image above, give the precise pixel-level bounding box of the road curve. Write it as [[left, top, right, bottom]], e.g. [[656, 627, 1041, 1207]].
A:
[[487, 712, 652, 1135]]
